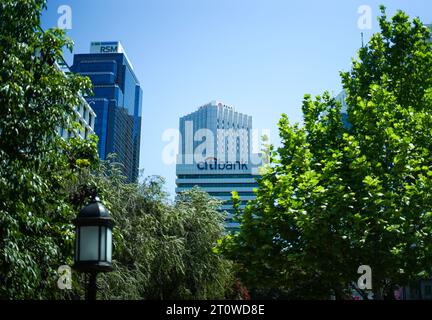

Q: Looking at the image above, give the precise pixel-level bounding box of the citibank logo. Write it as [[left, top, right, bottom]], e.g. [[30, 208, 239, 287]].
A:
[[197, 158, 248, 171]]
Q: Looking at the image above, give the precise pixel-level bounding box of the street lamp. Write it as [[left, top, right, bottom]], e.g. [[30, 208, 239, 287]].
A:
[[73, 195, 114, 300]]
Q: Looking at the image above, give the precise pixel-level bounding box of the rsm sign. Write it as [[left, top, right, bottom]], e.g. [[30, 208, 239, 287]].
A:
[[100, 45, 118, 53], [197, 160, 248, 171], [90, 42, 123, 54]]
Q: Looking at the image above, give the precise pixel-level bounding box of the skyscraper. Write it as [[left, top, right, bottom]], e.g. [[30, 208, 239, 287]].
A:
[[335, 90, 351, 129], [427, 24, 432, 42], [71, 41, 142, 182], [56, 61, 96, 141], [176, 101, 261, 229]]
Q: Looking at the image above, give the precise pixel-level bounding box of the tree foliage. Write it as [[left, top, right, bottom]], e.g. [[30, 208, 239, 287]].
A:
[[222, 7, 432, 299], [0, 0, 234, 300], [0, 0, 96, 299], [75, 161, 235, 300]]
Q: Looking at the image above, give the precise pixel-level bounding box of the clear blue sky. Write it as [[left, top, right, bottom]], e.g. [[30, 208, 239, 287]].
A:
[[41, 0, 432, 196]]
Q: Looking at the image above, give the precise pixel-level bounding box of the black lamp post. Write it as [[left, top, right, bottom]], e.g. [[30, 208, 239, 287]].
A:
[[73, 195, 114, 300]]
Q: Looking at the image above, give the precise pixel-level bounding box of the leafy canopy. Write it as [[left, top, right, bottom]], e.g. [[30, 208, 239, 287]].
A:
[[222, 6, 432, 299], [0, 0, 97, 299]]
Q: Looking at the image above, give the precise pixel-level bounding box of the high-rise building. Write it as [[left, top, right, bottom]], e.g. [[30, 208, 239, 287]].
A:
[[335, 90, 351, 129], [71, 41, 142, 182], [58, 95, 97, 140], [176, 101, 261, 230], [56, 61, 96, 140], [427, 24, 432, 42]]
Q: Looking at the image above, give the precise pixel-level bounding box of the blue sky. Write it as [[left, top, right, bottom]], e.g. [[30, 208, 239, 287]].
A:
[[41, 0, 432, 196]]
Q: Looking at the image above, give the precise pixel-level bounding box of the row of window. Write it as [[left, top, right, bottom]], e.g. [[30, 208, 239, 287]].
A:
[[77, 104, 95, 128], [177, 183, 258, 188], [59, 125, 92, 140], [177, 174, 257, 179], [207, 192, 256, 197]]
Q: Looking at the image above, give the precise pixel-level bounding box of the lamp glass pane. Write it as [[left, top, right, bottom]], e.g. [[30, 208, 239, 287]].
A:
[[79, 226, 99, 261], [107, 228, 112, 262], [100, 226, 106, 261]]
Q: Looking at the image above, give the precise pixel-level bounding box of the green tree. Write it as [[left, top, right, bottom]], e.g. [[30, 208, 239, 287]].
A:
[[1, 0, 233, 300], [0, 0, 97, 299], [222, 7, 432, 300], [71, 160, 234, 300]]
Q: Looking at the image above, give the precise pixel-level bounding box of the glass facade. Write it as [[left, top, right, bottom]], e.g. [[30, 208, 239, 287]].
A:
[[71, 43, 142, 182], [176, 167, 260, 230], [336, 90, 351, 129], [176, 102, 261, 230]]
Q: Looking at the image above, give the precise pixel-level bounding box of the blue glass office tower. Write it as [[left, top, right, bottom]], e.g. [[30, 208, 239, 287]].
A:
[[71, 42, 142, 182]]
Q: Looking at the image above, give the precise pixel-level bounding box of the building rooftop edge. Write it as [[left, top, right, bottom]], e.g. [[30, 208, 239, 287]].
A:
[[180, 101, 254, 120]]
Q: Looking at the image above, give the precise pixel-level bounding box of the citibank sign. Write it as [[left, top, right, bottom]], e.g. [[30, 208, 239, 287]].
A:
[[197, 160, 248, 171]]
